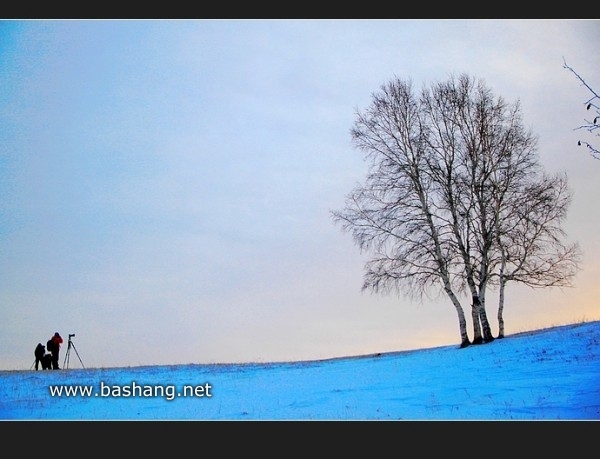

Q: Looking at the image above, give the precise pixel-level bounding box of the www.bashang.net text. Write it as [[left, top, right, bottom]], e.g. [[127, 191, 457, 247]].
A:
[[48, 381, 213, 402]]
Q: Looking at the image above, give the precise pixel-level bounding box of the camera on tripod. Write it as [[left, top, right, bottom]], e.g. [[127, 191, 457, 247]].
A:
[[63, 333, 85, 369]]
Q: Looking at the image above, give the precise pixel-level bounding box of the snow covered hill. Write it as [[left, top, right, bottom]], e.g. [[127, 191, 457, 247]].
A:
[[1, 320, 599, 420]]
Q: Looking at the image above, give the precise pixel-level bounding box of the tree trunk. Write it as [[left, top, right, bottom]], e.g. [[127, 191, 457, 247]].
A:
[[455, 303, 471, 348], [478, 297, 495, 342], [476, 282, 494, 342], [444, 284, 470, 347], [497, 277, 506, 338], [471, 296, 484, 344]]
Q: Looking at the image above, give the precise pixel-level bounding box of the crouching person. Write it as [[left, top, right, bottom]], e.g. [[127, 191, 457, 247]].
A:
[[41, 353, 53, 370]]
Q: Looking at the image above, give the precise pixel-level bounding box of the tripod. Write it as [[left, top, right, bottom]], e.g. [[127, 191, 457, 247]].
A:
[[63, 334, 85, 369]]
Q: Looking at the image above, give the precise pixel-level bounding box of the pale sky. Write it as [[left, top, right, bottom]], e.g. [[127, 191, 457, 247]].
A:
[[1, 19, 599, 370]]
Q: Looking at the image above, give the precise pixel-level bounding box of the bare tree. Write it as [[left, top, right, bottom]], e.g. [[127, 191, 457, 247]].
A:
[[492, 172, 581, 338], [332, 76, 472, 346], [563, 58, 600, 160], [332, 74, 579, 347]]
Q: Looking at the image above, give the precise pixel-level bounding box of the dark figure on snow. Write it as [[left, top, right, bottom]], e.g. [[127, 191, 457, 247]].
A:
[[34, 343, 45, 371], [47, 332, 63, 370], [42, 353, 52, 369], [34, 343, 52, 370]]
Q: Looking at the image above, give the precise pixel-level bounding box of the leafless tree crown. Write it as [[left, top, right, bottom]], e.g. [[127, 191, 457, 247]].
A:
[[332, 74, 581, 346]]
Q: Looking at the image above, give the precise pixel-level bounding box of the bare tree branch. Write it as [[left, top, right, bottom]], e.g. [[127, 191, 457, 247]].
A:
[[563, 57, 600, 160]]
